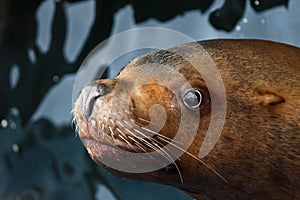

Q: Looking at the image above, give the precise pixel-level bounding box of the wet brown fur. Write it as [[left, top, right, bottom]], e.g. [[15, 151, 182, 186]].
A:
[[74, 40, 300, 200]]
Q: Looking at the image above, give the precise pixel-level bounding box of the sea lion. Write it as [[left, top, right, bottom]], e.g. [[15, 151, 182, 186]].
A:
[[73, 39, 300, 200]]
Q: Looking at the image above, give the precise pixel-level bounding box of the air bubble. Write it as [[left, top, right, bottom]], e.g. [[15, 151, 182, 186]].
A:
[[10, 121, 17, 129], [12, 144, 19, 153], [52, 75, 59, 82], [1, 119, 8, 128]]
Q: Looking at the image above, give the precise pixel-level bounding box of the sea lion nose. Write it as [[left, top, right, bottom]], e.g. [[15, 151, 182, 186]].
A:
[[81, 82, 109, 120]]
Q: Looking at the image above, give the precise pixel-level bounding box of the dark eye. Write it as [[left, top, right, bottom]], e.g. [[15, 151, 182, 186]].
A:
[[182, 89, 203, 109]]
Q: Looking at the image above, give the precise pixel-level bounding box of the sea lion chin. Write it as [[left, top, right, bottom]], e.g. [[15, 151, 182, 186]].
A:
[[73, 39, 300, 200]]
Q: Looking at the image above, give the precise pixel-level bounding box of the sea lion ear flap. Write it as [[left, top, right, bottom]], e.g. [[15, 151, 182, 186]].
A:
[[252, 91, 285, 106]]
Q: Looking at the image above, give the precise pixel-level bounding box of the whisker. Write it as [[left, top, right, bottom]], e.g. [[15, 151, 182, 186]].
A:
[[137, 117, 150, 123], [108, 126, 115, 141], [71, 117, 76, 125], [156, 135, 228, 183], [121, 114, 183, 146], [116, 127, 143, 153], [74, 126, 79, 137], [103, 116, 108, 123], [139, 136, 183, 183], [117, 119, 184, 183], [116, 127, 127, 138], [101, 124, 105, 132], [140, 126, 183, 145], [127, 135, 158, 161], [151, 140, 184, 183], [122, 121, 183, 183], [109, 118, 115, 126], [116, 121, 125, 128], [124, 110, 131, 115], [132, 128, 183, 162], [118, 134, 137, 151], [127, 135, 146, 151], [123, 120, 137, 130]]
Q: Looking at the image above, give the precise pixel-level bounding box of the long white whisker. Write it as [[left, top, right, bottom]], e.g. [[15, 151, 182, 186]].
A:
[[156, 135, 228, 183], [127, 135, 148, 152], [116, 127, 139, 151], [118, 134, 137, 151], [139, 136, 183, 183], [137, 117, 182, 144], [121, 120, 184, 182], [126, 135, 160, 163], [118, 119, 184, 183], [132, 128, 182, 165], [140, 126, 183, 145], [151, 140, 184, 183], [137, 117, 150, 123]]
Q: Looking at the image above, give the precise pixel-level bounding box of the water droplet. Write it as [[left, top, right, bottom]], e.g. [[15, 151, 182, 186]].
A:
[[52, 75, 59, 82], [215, 11, 221, 17], [1, 119, 8, 128], [235, 26, 241, 31], [242, 18, 248, 24], [27, 48, 36, 63], [9, 64, 20, 89], [254, 0, 260, 6], [12, 144, 19, 153], [10, 107, 20, 116], [261, 18, 266, 24]]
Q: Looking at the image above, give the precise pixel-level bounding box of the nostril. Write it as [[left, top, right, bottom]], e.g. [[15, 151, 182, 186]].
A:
[[81, 82, 109, 120], [97, 83, 109, 96]]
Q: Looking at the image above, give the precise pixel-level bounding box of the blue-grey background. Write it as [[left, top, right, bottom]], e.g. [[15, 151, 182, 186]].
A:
[[33, 0, 300, 126]]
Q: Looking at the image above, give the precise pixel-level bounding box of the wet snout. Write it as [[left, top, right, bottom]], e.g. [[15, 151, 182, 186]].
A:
[[81, 81, 110, 120]]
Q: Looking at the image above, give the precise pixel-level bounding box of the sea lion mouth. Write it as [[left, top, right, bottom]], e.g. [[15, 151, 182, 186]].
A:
[[74, 96, 172, 157], [74, 108, 187, 180], [74, 115, 153, 155]]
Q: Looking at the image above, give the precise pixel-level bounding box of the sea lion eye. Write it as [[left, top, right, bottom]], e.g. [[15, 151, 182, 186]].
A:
[[183, 89, 203, 109]]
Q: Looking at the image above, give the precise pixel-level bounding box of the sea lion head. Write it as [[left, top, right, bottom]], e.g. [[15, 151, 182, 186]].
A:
[[73, 45, 221, 191]]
